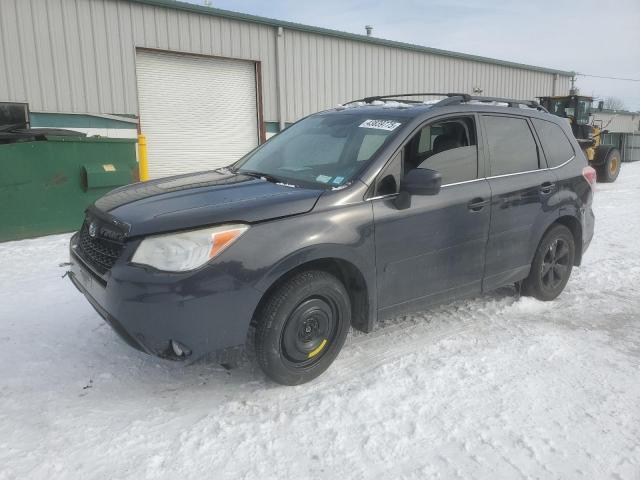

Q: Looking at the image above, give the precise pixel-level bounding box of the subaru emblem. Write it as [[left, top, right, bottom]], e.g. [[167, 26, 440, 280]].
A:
[[88, 222, 98, 238]]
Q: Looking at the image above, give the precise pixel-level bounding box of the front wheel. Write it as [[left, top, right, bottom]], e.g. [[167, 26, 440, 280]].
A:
[[596, 147, 621, 183], [252, 270, 351, 385], [522, 225, 575, 301]]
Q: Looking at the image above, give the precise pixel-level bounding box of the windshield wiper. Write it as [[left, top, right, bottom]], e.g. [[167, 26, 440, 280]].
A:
[[237, 170, 290, 185]]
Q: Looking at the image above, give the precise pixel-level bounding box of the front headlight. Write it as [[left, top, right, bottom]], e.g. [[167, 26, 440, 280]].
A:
[[131, 224, 249, 272]]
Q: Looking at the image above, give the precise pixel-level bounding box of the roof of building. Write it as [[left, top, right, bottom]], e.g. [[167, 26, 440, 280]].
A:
[[129, 0, 575, 77]]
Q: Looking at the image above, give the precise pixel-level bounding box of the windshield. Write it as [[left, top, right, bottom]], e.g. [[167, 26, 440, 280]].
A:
[[547, 99, 569, 117], [233, 113, 404, 188]]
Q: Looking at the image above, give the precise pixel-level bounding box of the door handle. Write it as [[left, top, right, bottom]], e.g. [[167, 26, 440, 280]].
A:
[[467, 197, 489, 212], [539, 182, 556, 195]]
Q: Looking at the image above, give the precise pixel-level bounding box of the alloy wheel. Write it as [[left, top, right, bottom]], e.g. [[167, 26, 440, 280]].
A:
[[541, 238, 570, 289]]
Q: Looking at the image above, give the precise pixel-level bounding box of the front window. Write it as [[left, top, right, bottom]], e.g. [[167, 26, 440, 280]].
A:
[[374, 116, 478, 196], [576, 99, 592, 125], [233, 113, 404, 188]]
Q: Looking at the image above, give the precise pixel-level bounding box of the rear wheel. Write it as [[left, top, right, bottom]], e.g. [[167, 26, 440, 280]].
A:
[[252, 270, 351, 385], [522, 225, 575, 301], [596, 147, 621, 183]]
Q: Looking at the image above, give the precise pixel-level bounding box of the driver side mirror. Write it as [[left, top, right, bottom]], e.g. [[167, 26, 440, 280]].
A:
[[395, 168, 442, 209]]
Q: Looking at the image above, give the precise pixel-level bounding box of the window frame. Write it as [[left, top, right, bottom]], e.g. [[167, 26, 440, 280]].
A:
[[368, 112, 484, 199], [479, 113, 544, 178]]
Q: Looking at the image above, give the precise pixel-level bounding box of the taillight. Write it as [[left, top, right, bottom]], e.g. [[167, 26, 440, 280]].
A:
[[582, 166, 597, 189]]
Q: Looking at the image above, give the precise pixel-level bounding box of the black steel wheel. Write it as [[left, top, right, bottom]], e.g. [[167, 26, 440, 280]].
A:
[[281, 296, 338, 366], [252, 270, 350, 385], [522, 224, 575, 301]]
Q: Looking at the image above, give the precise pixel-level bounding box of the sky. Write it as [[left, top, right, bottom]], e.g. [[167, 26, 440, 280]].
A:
[[185, 0, 640, 111]]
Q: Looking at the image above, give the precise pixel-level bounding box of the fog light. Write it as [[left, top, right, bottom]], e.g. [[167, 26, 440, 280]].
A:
[[170, 339, 191, 357]]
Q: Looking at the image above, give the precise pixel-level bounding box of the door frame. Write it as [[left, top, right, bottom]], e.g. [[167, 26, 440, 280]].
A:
[[369, 111, 492, 316], [477, 112, 558, 291]]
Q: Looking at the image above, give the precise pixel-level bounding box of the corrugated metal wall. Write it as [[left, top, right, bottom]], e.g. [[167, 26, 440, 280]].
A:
[[0, 0, 572, 124], [591, 112, 640, 134], [280, 28, 571, 121]]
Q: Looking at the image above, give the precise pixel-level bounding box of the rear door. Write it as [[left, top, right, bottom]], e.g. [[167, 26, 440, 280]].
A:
[[481, 114, 558, 291]]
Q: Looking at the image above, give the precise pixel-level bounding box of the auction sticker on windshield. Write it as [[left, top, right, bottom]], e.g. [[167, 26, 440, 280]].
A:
[[359, 119, 402, 131]]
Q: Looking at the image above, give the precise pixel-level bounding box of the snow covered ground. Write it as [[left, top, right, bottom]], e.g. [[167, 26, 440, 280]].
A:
[[1, 164, 640, 480]]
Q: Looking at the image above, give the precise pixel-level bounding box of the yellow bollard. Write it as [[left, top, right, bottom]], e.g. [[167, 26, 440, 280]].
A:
[[137, 133, 149, 181]]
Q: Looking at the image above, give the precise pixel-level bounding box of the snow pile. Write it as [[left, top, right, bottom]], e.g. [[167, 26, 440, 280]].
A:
[[1, 164, 640, 479]]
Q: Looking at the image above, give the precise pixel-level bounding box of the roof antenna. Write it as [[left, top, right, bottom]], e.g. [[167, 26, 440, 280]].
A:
[[365, 25, 373, 37]]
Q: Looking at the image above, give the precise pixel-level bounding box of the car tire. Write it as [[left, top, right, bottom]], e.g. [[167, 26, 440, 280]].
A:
[[522, 224, 575, 301], [252, 270, 351, 385], [596, 147, 621, 183]]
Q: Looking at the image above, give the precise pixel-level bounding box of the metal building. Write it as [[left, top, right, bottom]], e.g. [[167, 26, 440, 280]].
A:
[[592, 110, 640, 163], [0, 0, 574, 178]]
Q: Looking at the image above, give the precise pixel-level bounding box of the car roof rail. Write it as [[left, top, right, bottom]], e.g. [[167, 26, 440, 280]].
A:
[[341, 93, 548, 112], [344, 92, 471, 105], [465, 95, 549, 112]]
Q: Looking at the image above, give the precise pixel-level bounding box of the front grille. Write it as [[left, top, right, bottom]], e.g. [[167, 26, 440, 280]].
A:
[[76, 220, 125, 274]]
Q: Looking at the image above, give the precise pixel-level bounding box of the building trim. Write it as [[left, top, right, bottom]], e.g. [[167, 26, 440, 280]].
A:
[[30, 112, 138, 129], [255, 61, 267, 144], [128, 0, 574, 77]]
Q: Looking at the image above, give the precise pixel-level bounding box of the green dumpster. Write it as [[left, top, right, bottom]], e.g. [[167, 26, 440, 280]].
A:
[[0, 135, 138, 242]]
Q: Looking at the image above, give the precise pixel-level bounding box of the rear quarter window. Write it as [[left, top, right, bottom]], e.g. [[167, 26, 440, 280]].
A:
[[532, 118, 575, 168], [483, 115, 540, 176]]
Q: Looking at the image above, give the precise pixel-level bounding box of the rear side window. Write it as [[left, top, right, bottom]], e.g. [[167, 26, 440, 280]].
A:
[[532, 119, 575, 168], [484, 116, 539, 176]]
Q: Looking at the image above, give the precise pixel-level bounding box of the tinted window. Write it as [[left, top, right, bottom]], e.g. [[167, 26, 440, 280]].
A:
[[532, 119, 575, 168], [484, 116, 539, 176], [406, 117, 478, 185], [419, 146, 477, 184]]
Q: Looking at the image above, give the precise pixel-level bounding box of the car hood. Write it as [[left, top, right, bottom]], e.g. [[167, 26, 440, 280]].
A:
[[92, 169, 323, 237]]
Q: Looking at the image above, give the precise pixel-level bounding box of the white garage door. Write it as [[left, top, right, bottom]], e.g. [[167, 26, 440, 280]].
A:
[[135, 50, 259, 179]]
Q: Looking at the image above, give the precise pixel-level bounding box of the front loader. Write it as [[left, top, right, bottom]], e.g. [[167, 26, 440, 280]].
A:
[[539, 95, 621, 182]]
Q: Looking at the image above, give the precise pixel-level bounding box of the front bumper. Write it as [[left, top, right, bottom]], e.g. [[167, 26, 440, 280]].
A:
[[68, 234, 263, 361]]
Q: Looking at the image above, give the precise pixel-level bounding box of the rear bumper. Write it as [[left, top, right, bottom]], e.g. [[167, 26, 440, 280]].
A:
[[68, 234, 263, 361], [582, 206, 595, 257]]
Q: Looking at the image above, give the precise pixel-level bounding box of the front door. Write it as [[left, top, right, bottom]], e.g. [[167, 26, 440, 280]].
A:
[[372, 115, 491, 317]]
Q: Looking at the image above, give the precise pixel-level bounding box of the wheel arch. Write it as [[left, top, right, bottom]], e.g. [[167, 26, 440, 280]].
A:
[[541, 215, 583, 266], [253, 254, 375, 334]]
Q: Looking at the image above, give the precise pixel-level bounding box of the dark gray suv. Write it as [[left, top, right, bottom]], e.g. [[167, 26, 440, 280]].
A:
[[69, 94, 595, 385]]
